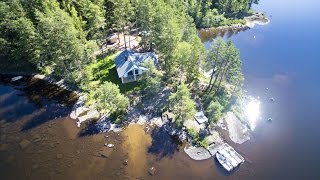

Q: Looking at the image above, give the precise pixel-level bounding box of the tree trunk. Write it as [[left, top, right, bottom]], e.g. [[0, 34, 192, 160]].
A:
[[231, 81, 239, 98], [122, 26, 127, 49], [128, 25, 131, 49], [209, 58, 225, 93], [215, 61, 229, 95], [206, 44, 221, 92], [117, 30, 120, 48]]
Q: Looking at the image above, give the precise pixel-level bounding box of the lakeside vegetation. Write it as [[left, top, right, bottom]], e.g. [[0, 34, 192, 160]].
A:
[[0, 0, 253, 147]]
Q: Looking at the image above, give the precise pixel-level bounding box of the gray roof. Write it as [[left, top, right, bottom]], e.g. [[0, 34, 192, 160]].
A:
[[194, 111, 208, 124], [114, 49, 158, 78]]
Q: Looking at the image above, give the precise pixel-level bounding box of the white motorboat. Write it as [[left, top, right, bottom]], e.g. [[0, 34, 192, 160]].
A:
[[216, 152, 233, 172]]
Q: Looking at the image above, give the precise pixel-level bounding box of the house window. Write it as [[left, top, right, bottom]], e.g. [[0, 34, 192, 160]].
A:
[[128, 71, 133, 76], [135, 69, 139, 75]]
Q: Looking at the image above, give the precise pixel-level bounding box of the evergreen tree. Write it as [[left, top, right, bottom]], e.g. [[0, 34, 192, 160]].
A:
[[0, 0, 39, 69], [169, 83, 196, 125]]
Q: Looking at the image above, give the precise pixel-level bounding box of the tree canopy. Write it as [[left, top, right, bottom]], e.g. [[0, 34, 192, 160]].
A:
[[0, 0, 246, 122], [169, 83, 196, 126]]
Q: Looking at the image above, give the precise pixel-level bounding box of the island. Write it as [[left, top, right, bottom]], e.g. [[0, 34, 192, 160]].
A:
[[0, 0, 269, 173]]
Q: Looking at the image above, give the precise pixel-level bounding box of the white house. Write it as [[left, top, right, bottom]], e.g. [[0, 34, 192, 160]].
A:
[[114, 49, 158, 83]]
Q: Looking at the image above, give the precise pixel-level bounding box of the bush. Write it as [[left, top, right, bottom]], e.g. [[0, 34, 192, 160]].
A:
[[109, 111, 127, 124], [186, 128, 208, 148]]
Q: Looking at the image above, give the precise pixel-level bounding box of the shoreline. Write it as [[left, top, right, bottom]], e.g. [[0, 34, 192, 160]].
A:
[[1, 74, 247, 162], [199, 12, 270, 32]]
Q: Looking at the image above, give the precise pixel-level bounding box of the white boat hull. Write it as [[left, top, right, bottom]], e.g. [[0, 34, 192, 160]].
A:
[[216, 153, 233, 172]]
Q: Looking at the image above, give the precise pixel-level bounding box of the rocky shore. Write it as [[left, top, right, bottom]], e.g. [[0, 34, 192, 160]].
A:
[[200, 12, 270, 32]]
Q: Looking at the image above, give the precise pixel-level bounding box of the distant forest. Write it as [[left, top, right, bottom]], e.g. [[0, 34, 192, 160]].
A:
[[0, 0, 257, 78]]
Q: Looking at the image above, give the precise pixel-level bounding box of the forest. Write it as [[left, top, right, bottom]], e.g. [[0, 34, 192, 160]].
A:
[[0, 0, 250, 131]]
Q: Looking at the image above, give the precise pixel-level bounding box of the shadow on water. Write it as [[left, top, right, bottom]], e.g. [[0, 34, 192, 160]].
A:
[[21, 104, 72, 131], [78, 120, 111, 137], [198, 27, 249, 42], [0, 75, 78, 131], [147, 123, 182, 159]]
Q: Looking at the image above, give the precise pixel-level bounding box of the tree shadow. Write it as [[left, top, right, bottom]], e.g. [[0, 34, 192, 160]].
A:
[[0, 75, 78, 131], [0, 76, 79, 131], [0, 86, 37, 123], [78, 118, 111, 137], [21, 104, 72, 131], [19, 78, 78, 131], [147, 123, 182, 159]]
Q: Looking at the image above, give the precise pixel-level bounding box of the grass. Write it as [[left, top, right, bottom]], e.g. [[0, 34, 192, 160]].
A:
[[83, 51, 143, 94]]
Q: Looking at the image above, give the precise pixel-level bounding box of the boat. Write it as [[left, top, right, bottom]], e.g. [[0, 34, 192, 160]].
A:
[[216, 152, 233, 172], [11, 76, 23, 82]]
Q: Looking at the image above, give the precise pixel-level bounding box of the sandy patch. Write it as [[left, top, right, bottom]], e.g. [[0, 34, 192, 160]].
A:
[[122, 124, 152, 178]]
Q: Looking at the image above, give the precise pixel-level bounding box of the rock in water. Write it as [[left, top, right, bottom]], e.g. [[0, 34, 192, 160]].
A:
[[123, 159, 128, 166], [11, 76, 23, 82], [19, 139, 31, 150], [0, 144, 9, 151], [98, 148, 113, 158], [270, 97, 275, 102], [105, 143, 114, 148], [32, 164, 39, 170], [57, 154, 63, 159], [148, 167, 156, 176], [268, 118, 272, 122]]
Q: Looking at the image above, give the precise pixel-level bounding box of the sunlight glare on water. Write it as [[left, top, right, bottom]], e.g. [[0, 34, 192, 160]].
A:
[[244, 98, 261, 130]]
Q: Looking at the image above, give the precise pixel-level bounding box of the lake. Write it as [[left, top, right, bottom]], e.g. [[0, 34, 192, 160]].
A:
[[1, 0, 320, 179]]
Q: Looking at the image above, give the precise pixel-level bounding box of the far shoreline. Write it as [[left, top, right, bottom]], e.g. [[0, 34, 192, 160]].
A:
[[199, 12, 270, 33]]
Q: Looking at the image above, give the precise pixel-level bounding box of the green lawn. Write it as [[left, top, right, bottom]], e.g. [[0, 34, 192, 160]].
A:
[[84, 52, 143, 94]]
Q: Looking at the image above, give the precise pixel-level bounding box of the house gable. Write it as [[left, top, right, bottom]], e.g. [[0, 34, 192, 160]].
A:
[[114, 50, 158, 79]]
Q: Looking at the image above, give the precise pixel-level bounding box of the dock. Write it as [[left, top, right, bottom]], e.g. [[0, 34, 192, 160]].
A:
[[216, 143, 244, 171]]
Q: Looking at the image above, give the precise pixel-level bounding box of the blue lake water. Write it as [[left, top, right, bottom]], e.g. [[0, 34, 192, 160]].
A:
[[201, 0, 320, 178]]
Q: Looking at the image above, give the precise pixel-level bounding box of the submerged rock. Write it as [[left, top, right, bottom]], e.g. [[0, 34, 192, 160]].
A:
[[148, 166, 156, 176], [0, 134, 6, 141], [123, 159, 128, 166], [98, 148, 113, 158], [105, 143, 114, 148], [19, 139, 31, 150], [56, 154, 63, 159], [32, 164, 39, 170], [0, 144, 9, 152]]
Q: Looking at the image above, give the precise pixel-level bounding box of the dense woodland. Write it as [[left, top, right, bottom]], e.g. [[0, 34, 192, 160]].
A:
[[0, 0, 250, 128]]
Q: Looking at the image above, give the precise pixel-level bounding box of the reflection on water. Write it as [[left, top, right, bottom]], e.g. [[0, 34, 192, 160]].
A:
[[198, 26, 250, 42], [243, 97, 261, 131]]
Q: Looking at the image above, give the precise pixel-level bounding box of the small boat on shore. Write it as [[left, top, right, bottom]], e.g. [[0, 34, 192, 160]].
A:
[[215, 143, 244, 171], [11, 76, 23, 82]]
